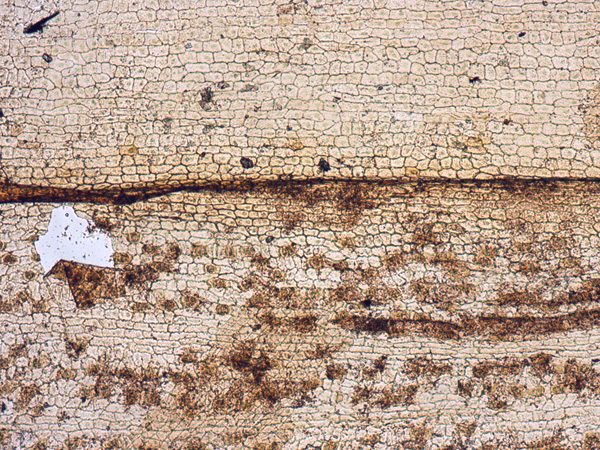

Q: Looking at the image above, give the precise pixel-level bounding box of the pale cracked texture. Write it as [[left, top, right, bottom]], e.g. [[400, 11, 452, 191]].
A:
[[2, 0, 600, 187], [3, 0, 600, 450]]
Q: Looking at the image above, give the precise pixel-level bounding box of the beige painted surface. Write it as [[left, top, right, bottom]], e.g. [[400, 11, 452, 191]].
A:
[[1, 0, 600, 188]]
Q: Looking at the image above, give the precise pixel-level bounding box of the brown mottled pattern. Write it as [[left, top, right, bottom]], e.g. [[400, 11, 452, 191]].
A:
[[3, 0, 600, 448]]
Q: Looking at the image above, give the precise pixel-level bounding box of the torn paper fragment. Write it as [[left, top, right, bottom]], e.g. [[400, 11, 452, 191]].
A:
[[35, 206, 114, 273]]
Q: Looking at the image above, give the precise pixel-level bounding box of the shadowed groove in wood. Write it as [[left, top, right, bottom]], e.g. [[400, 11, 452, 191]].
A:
[[1, 176, 600, 205]]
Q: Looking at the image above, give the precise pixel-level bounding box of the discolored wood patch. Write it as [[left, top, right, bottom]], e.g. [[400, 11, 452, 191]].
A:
[[48, 260, 174, 309], [49, 261, 124, 309], [332, 308, 600, 341], [580, 83, 600, 151]]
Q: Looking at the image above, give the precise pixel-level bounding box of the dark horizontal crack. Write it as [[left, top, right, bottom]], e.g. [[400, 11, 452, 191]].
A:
[[0, 183, 151, 205], [0, 176, 599, 205]]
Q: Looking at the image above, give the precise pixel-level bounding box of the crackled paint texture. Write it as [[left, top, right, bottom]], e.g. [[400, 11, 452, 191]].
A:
[[3, 0, 600, 449], [2, 0, 600, 187]]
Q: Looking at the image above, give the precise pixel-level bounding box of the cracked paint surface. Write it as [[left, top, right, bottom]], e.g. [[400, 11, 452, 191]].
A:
[[2, 0, 600, 449]]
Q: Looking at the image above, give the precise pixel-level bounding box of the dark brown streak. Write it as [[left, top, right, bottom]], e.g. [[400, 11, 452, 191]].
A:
[[23, 11, 59, 34], [333, 308, 600, 341], [0, 177, 599, 205]]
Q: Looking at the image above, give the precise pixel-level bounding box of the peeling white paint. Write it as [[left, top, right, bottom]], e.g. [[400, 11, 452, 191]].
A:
[[35, 206, 114, 273]]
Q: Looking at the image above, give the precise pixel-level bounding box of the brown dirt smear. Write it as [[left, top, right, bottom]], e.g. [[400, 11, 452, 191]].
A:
[[553, 359, 600, 396], [328, 282, 401, 309], [351, 383, 418, 409], [331, 308, 600, 340], [325, 363, 348, 380], [48, 260, 174, 309], [404, 357, 452, 379], [472, 353, 554, 379], [493, 280, 600, 310], [580, 82, 600, 150], [225, 342, 273, 384], [65, 338, 89, 360], [381, 251, 406, 270], [470, 354, 554, 410], [363, 355, 388, 379], [457, 379, 474, 398], [83, 360, 162, 407], [307, 344, 337, 360], [48, 261, 124, 309], [493, 290, 542, 308], [244, 274, 324, 309], [0, 183, 149, 204], [468, 354, 600, 410], [0, 290, 30, 313], [404, 422, 430, 450], [258, 311, 318, 333], [212, 377, 320, 413], [169, 341, 321, 416], [16, 384, 40, 411], [584, 433, 600, 450]]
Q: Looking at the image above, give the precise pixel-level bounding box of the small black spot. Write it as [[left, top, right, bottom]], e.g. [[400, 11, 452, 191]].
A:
[[216, 81, 229, 89], [80, 396, 87, 403], [42, 53, 52, 63], [220, 34, 224, 39], [469, 76, 481, 84], [503, 118, 511, 125], [265, 236, 274, 243], [360, 299, 372, 308], [518, 31, 526, 38], [240, 157, 254, 169], [23, 11, 59, 34], [199, 152, 206, 157], [333, 96, 341, 102], [200, 87, 213, 104], [542, 0, 548, 5], [300, 38, 312, 50], [1, 402, 6, 412], [287, 125, 292, 131], [0, 109, 4, 118], [377, 85, 384, 91], [317, 158, 331, 172]]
